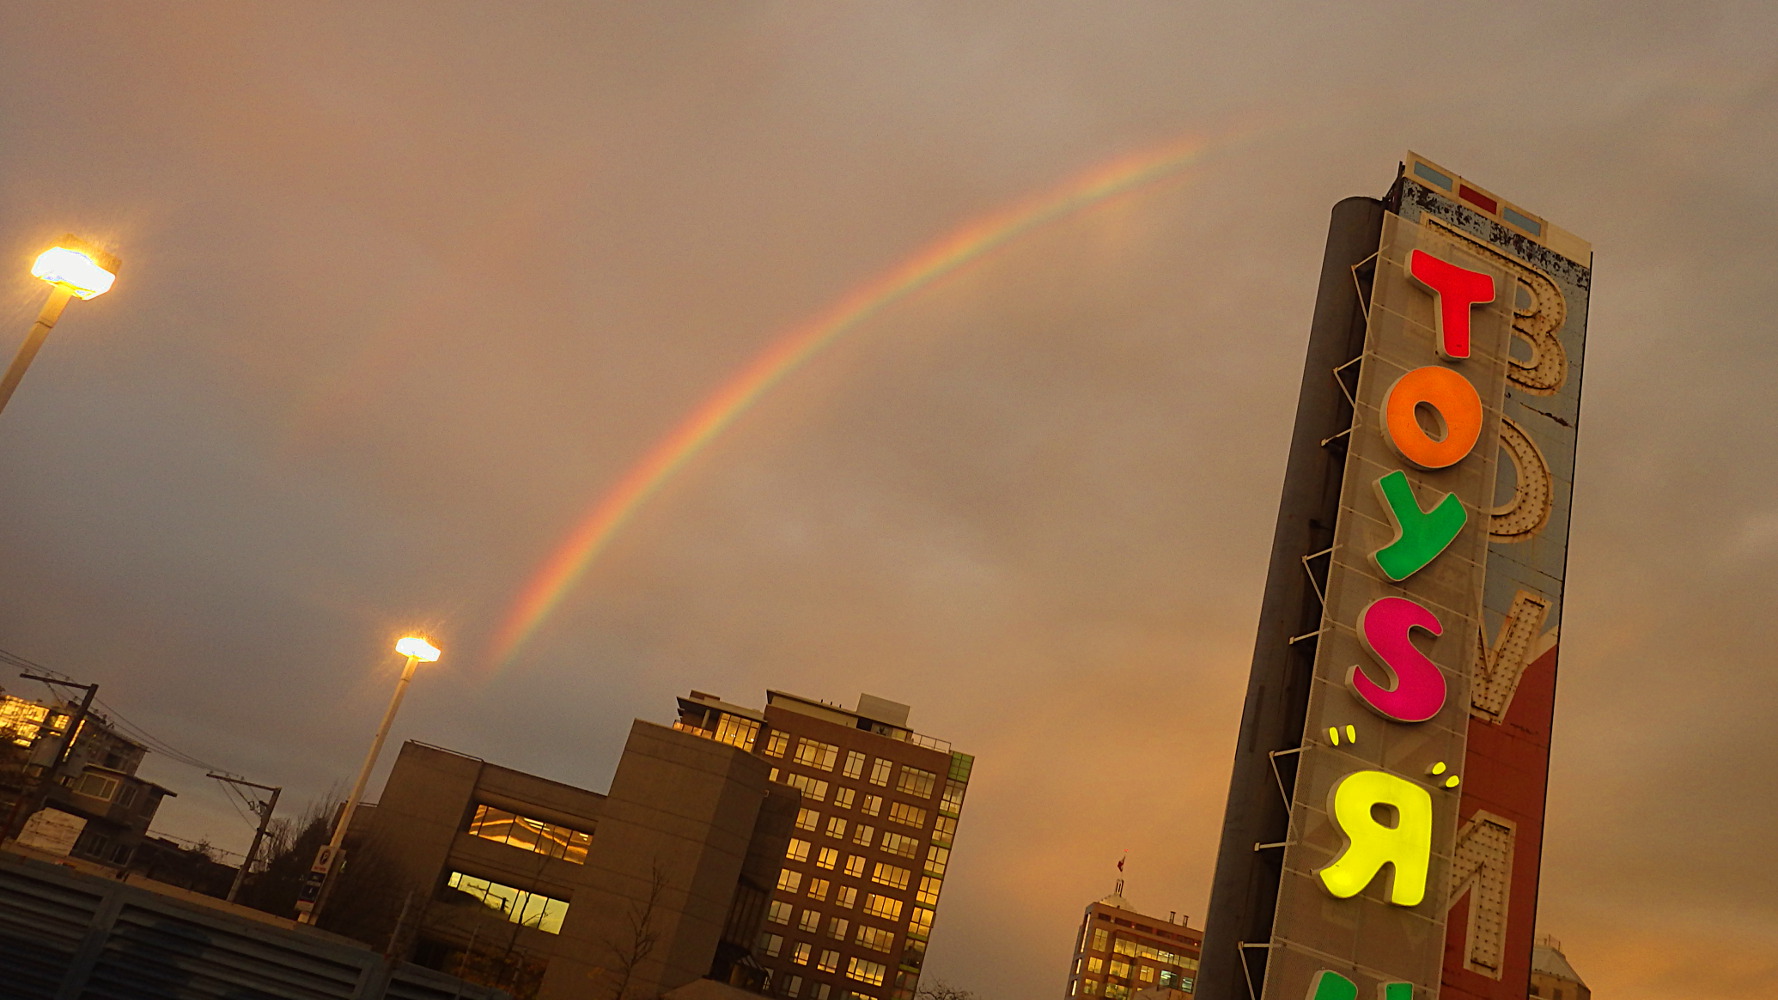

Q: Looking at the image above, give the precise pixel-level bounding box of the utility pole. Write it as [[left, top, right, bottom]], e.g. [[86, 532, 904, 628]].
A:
[[207, 772, 281, 903], [2, 674, 97, 842]]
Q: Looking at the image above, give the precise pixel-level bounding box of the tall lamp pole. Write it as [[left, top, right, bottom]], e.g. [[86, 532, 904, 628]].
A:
[[0, 237, 120, 417], [296, 636, 440, 925]]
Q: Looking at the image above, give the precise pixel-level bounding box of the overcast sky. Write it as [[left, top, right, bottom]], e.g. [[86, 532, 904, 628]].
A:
[[2, 4, 1775, 999]]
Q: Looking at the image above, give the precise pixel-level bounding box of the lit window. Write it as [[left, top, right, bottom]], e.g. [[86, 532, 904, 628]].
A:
[[853, 825, 876, 848], [828, 916, 850, 940], [826, 817, 849, 839], [1088, 958, 1104, 974], [870, 863, 912, 891], [862, 894, 903, 921], [895, 768, 937, 798], [906, 907, 933, 938], [870, 759, 892, 786], [794, 739, 840, 771], [768, 900, 793, 924], [1083, 981, 1101, 996], [924, 845, 949, 875], [1092, 929, 1109, 952], [855, 925, 896, 953], [444, 872, 570, 935], [886, 802, 927, 829], [862, 795, 882, 817], [780, 772, 830, 803], [879, 832, 919, 860], [817, 847, 839, 870], [818, 950, 841, 974], [833, 788, 856, 810], [787, 839, 812, 862], [796, 808, 820, 832], [792, 942, 813, 966], [470, 802, 593, 863], [1140, 965, 1156, 983], [844, 751, 867, 779], [847, 958, 888, 987], [903, 937, 927, 968], [916, 876, 941, 906], [765, 731, 790, 757], [800, 908, 821, 931], [778, 871, 803, 893], [74, 773, 119, 801], [716, 713, 760, 751], [808, 878, 831, 901], [931, 815, 957, 846], [844, 855, 866, 878], [940, 780, 965, 816], [1110, 960, 1131, 980], [835, 886, 858, 909], [761, 933, 784, 957]]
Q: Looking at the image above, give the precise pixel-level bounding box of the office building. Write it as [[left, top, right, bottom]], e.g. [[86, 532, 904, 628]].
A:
[[0, 687, 175, 868], [347, 720, 798, 1000], [1529, 937, 1589, 1000], [674, 690, 973, 1000], [1065, 882, 1202, 1000]]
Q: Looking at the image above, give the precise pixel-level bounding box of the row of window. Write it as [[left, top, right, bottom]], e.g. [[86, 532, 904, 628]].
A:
[[466, 803, 593, 864], [761, 918, 901, 963], [781, 841, 948, 892], [765, 894, 937, 940], [775, 975, 880, 1000], [1072, 975, 1195, 997], [780, 823, 947, 876], [773, 862, 945, 913], [762, 734, 940, 800], [444, 871, 570, 935]]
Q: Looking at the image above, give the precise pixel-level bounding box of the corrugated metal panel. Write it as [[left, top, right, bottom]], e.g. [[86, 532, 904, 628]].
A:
[[80, 902, 367, 999], [0, 859, 106, 1000], [0, 851, 508, 1000]]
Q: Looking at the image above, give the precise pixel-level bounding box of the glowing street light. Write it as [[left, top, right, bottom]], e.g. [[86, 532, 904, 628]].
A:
[[0, 236, 121, 417], [296, 635, 440, 925]]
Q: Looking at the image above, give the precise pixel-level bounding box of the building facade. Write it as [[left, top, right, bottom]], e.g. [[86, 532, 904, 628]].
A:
[[674, 691, 972, 1000], [0, 688, 175, 868], [349, 720, 798, 1000], [1065, 883, 1202, 1000], [1528, 937, 1589, 1000]]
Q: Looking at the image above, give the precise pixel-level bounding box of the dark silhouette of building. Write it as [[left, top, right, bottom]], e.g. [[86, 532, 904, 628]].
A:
[[346, 719, 798, 1000]]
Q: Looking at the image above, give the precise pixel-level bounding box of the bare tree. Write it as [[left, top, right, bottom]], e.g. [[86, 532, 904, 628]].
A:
[[605, 861, 669, 1000], [918, 981, 978, 1000]]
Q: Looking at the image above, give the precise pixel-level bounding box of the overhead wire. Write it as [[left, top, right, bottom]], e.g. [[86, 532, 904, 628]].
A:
[[0, 644, 274, 829]]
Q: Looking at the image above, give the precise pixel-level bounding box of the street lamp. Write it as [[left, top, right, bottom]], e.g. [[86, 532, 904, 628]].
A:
[[0, 235, 121, 416], [296, 635, 441, 925]]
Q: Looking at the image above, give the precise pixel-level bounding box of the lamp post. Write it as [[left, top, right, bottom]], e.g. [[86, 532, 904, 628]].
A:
[[296, 635, 440, 925], [0, 236, 120, 417]]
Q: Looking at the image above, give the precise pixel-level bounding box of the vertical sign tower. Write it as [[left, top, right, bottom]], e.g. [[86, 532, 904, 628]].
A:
[[1198, 155, 1592, 1000]]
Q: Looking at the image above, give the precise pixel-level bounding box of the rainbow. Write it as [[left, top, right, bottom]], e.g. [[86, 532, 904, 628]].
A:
[[487, 131, 1236, 667]]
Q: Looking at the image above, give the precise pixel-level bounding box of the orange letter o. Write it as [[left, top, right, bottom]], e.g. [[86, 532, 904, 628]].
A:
[[1383, 366, 1483, 469]]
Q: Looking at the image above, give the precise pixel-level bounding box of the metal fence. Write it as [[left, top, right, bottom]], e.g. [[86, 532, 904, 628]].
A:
[[0, 849, 508, 1000]]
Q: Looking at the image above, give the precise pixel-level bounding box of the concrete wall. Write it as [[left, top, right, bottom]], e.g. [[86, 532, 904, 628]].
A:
[[542, 721, 790, 1000]]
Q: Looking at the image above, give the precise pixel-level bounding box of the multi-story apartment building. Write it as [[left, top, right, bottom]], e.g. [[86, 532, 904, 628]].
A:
[[1064, 883, 1202, 1000], [674, 690, 972, 1000], [0, 688, 175, 868]]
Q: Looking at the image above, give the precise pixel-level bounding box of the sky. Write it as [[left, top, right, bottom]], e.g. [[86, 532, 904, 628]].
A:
[[1, 3, 1775, 999]]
